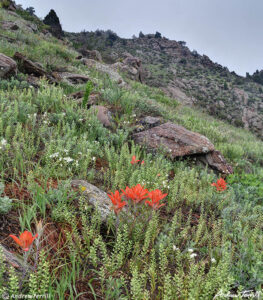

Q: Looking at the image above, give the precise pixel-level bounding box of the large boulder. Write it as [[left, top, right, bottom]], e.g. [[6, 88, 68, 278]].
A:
[[133, 122, 214, 157], [71, 180, 112, 221], [133, 122, 232, 174], [13, 52, 48, 77], [0, 53, 17, 78]]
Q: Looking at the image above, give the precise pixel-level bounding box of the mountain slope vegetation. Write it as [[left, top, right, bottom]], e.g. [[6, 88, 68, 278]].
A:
[[0, 4, 262, 299]]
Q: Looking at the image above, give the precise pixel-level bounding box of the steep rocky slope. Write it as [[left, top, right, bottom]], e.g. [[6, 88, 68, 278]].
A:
[[67, 31, 263, 139]]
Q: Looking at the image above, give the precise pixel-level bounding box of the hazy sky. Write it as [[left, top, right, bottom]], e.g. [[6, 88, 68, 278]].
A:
[[17, 0, 263, 76]]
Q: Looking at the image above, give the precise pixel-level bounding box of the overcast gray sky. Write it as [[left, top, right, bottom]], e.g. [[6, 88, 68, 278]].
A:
[[17, 0, 263, 76]]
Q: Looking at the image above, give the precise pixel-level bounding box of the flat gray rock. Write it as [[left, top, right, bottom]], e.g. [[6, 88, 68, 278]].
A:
[[0, 244, 32, 277], [71, 180, 112, 221]]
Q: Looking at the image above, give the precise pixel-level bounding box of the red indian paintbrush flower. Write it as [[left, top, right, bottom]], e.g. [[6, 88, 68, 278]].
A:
[[145, 189, 167, 210], [108, 190, 127, 215], [130, 155, 140, 165], [122, 184, 149, 204], [211, 178, 227, 191], [9, 231, 38, 251]]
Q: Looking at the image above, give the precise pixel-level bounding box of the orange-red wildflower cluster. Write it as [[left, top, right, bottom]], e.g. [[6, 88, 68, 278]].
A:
[[211, 178, 227, 191], [9, 231, 38, 251], [108, 184, 167, 214], [130, 155, 144, 165], [108, 190, 127, 215]]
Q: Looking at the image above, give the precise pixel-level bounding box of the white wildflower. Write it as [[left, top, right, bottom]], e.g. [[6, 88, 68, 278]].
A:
[[173, 245, 179, 251], [64, 157, 74, 163], [211, 258, 216, 263], [188, 248, 194, 253], [1, 139, 7, 146], [50, 152, 59, 158], [190, 253, 197, 258], [92, 157, 96, 161]]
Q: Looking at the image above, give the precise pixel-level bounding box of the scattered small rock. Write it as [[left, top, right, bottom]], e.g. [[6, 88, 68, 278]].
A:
[[89, 105, 112, 127], [142, 116, 161, 127], [52, 72, 90, 85]]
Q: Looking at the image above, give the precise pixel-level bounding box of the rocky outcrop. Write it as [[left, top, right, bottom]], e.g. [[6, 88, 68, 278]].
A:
[[1, 21, 19, 30], [79, 49, 102, 62], [0, 53, 17, 78], [0, 0, 17, 11], [113, 53, 144, 82], [69, 33, 263, 139], [133, 122, 232, 174], [43, 9, 63, 39], [71, 180, 112, 221]]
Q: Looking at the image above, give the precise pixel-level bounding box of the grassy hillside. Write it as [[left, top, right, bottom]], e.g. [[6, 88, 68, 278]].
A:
[[0, 6, 263, 299]]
